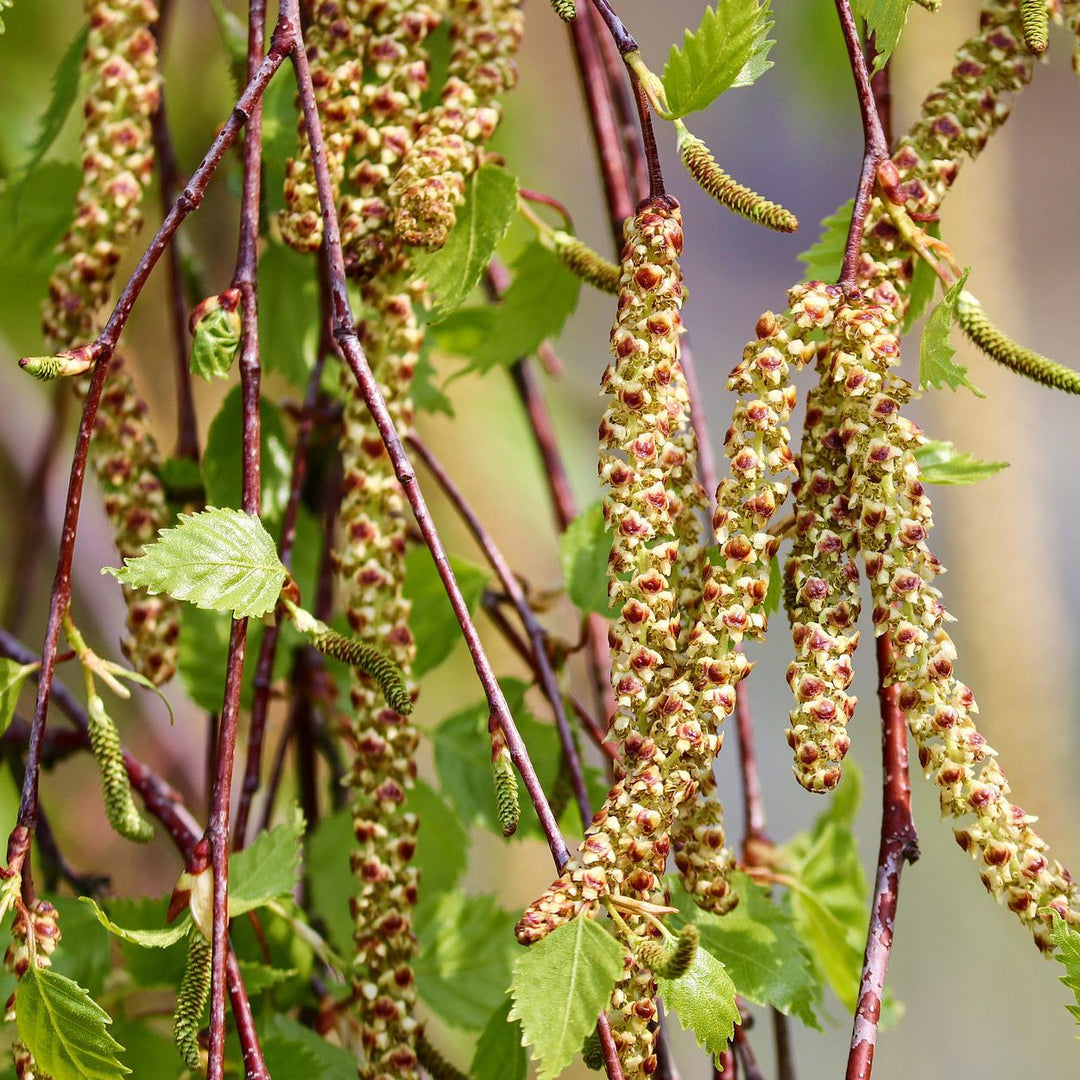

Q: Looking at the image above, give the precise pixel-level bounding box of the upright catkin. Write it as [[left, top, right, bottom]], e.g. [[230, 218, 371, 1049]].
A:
[[3, 901, 62, 1079], [42, 0, 178, 685], [389, 0, 524, 250]]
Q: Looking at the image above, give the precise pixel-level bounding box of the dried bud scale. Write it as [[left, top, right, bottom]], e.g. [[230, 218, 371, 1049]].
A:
[[390, 0, 524, 250], [4, 901, 62, 1079]]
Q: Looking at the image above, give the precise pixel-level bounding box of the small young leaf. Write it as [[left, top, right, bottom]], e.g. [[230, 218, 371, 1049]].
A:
[[797, 199, 852, 283], [853, 0, 913, 73], [80, 898, 192, 949], [403, 546, 489, 676], [189, 305, 241, 382], [229, 807, 304, 916], [48, 898, 112, 1000], [509, 915, 625, 1080], [901, 219, 941, 333], [920, 269, 983, 397], [661, 0, 775, 118], [657, 946, 740, 1056], [416, 165, 519, 322], [1050, 912, 1080, 1028], [913, 440, 1008, 486], [0, 658, 35, 737], [16, 966, 130, 1080], [104, 507, 288, 620], [471, 998, 528, 1080], [560, 501, 616, 618]]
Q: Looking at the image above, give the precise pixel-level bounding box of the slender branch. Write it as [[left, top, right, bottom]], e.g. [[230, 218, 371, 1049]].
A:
[[833, 0, 890, 286], [285, 1, 569, 871], [733, 1024, 766, 1080], [714, 1050, 737, 1080], [844, 635, 918, 1080], [205, 0, 267, 1072]]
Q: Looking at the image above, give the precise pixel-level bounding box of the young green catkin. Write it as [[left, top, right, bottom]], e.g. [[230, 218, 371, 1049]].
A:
[[87, 692, 155, 842], [955, 291, 1080, 393], [489, 714, 520, 836], [636, 925, 699, 980], [549, 0, 576, 20], [390, 0, 524, 250], [306, 623, 413, 714], [415, 1033, 470, 1080], [676, 127, 798, 234], [1020, 0, 1049, 52], [551, 230, 621, 294], [173, 930, 211, 1072], [581, 1031, 604, 1071], [42, 0, 179, 687], [4, 901, 62, 1079]]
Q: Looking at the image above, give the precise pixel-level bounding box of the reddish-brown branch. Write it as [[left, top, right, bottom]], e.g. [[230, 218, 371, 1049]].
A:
[[833, 0, 890, 287], [844, 635, 919, 1080]]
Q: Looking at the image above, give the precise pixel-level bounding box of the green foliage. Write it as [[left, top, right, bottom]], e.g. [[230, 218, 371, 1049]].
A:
[[471, 998, 528, 1080], [80, 897, 193, 950], [797, 199, 852, 283], [228, 806, 304, 917], [920, 270, 983, 397], [509, 915, 625, 1080], [202, 387, 294, 524], [902, 219, 941, 333], [258, 240, 319, 387], [412, 347, 454, 416], [560, 501, 616, 618], [1051, 913, 1080, 1029], [661, 0, 775, 117], [402, 546, 489, 676], [914, 439, 1008, 485], [416, 164, 519, 321], [49, 897, 112, 1000], [0, 658, 35, 737], [415, 892, 517, 1030], [105, 507, 288, 620], [667, 873, 823, 1028], [16, 966, 129, 1080], [852, 0, 913, 73], [657, 944, 740, 1056], [190, 305, 241, 381], [261, 1014, 358, 1079], [764, 554, 782, 618], [176, 605, 265, 713]]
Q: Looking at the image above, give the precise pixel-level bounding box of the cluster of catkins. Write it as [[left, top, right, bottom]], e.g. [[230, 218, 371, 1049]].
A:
[[42, 0, 178, 685], [515, 195, 837, 1076], [3, 901, 61, 1079]]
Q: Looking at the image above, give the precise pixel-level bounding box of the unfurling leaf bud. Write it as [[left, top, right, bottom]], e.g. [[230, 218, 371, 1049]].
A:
[[636, 925, 699, 980], [86, 692, 154, 843], [489, 714, 520, 837], [173, 931, 211, 1072], [551, 231, 621, 294], [189, 289, 242, 382]]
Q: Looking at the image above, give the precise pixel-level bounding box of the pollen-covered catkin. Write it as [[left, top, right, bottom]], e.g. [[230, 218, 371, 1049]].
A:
[[4, 901, 62, 1079], [670, 768, 738, 915], [831, 292, 1080, 951], [42, 0, 178, 686], [390, 0, 524, 250]]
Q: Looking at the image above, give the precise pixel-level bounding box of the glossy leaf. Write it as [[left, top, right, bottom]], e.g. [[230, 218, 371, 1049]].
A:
[[0, 658, 35, 737], [560, 500, 616, 618], [79, 897, 192, 950], [1051, 913, 1080, 1028], [913, 439, 1008, 486]]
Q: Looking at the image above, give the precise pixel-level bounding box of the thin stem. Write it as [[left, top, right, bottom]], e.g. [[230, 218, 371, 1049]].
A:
[[733, 1025, 765, 1080], [833, 0, 890, 287], [205, 0, 267, 1072], [679, 338, 718, 514], [631, 77, 665, 200], [286, 1, 569, 870], [409, 433, 593, 829]]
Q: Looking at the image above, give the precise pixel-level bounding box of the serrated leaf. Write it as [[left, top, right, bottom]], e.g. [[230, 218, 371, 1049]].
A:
[[402, 546, 489, 676], [920, 269, 983, 397], [257, 240, 318, 386], [262, 1014, 357, 1079], [190, 306, 241, 381], [16, 966, 129, 1080], [797, 199, 852, 282], [658, 945, 739, 1056], [202, 387, 293, 524], [105, 507, 287, 620], [472, 998, 528, 1080], [667, 873, 822, 1029], [509, 915, 625, 1080], [0, 658, 35, 737], [415, 165, 518, 321], [79, 897, 192, 949], [416, 893, 517, 1030], [661, 0, 775, 118], [913, 439, 1008, 486], [1051, 913, 1080, 1028], [229, 807, 304, 916], [100, 897, 189, 989], [560, 501, 616, 618], [853, 0, 913, 73]]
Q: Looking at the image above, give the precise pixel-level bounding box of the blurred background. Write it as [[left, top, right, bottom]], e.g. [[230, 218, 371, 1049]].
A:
[[1, 0, 1079, 1076]]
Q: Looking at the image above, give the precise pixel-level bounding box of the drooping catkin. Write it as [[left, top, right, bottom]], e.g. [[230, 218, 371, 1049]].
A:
[[173, 930, 211, 1072], [955, 291, 1080, 394], [551, 231, 621, 294], [832, 290, 1080, 952], [549, 0, 576, 19], [670, 768, 739, 915], [390, 0, 524, 250], [87, 692, 154, 842], [307, 623, 413, 714], [1020, 0, 1049, 52], [4, 901, 62, 1079]]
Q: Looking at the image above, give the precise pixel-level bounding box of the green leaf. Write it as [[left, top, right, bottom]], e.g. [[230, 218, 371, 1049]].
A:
[[412, 346, 454, 416], [0, 658, 35, 737], [18, 23, 88, 179], [229, 807, 304, 917], [764, 554, 782, 618], [416, 893, 518, 1030], [667, 873, 822, 1028], [108, 1021, 182, 1080], [853, 0, 913, 73], [913, 439, 1008, 486], [403, 546, 489, 677], [415, 164, 518, 322], [16, 966, 129, 1080], [510, 915, 625, 1080], [48, 897, 112, 1000], [661, 0, 775, 118], [257, 240, 318, 386], [560, 501, 616, 618], [658, 944, 739, 1056], [190, 306, 241, 381], [104, 507, 288, 620], [99, 897, 189, 989], [1051, 913, 1080, 1028], [901, 219, 941, 333], [797, 199, 852, 283], [472, 998, 528, 1080], [262, 1014, 357, 1079], [411, 778, 469, 897], [176, 605, 266, 713], [234, 960, 298, 995], [202, 387, 294, 524], [305, 809, 355, 955], [920, 269, 983, 397], [79, 897, 192, 950]]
